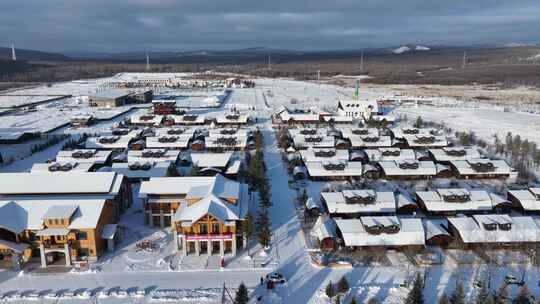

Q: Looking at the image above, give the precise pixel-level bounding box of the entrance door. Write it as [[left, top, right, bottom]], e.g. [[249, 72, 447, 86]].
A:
[[212, 241, 220, 255], [200, 241, 208, 255]]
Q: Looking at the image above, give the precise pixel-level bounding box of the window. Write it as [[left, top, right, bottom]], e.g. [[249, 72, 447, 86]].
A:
[[212, 223, 220, 234], [54, 219, 59, 225], [76, 231, 88, 241], [199, 223, 208, 234], [78, 248, 89, 257]]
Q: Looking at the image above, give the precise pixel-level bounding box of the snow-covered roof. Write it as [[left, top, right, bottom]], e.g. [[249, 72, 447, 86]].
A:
[[101, 224, 118, 239], [109, 161, 171, 179], [90, 89, 131, 99], [56, 149, 112, 164], [379, 160, 437, 177], [140, 174, 239, 199], [304, 161, 363, 178], [206, 133, 248, 149], [340, 127, 380, 139], [322, 116, 353, 123], [423, 219, 451, 240], [170, 114, 206, 125], [0, 199, 107, 232], [292, 134, 335, 149], [448, 214, 540, 243], [508, 188, 540, 210], [450, 159, 512, 176], [128, 149, 180, 163], [0, 172, 122, 196], [225, 160, 242, 175], [0, 239, 30, 253], [416, 189, 503, 212], [280, 112, 320, 122], [322, 190, 396, 214], [31, 162, 94, 173], [215, 114, 249, 124], [429, 147, 482, 162], [348, 135, 393, 148], [310, 216, 337, 241], [299, 148, 349, 163], [189, 152, 233, 168], [43, 205, 78, 219], [130, 114, 164, 126], [85, 133, 137, 149], [335, 217, 425, 247], [364, 148, 417, 162], [146, 134, 192, 149]]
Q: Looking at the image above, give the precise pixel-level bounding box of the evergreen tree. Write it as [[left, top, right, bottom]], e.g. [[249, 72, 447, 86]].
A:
[[494, 283, 509, 304], [414, 116, 424, 128], [234, 282, 249, 304], [439, 293, 450, 304], [255, 209, 272, 248], [325, 281, 335, 299], [450, 280, 466, 304], [335, 295, 341, 304], [337, 275, 350, 294], [514, 284, 534, 304], [367, 297, 378, 304], [476, 281, 490, 304], [405, 272, 424, 304]]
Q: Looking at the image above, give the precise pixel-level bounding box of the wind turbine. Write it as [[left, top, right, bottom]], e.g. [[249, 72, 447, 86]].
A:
[[11, 42, 16, 61]]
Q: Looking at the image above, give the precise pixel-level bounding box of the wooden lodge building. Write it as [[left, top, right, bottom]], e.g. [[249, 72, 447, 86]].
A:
[[139, 174, 250, 257], [0, 172, 132, 219], [0, 200, 118, 269], [507, 187, 540, 213]]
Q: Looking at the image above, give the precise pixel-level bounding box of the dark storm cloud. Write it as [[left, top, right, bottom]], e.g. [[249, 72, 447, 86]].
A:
[[2, 0, 540, 52]]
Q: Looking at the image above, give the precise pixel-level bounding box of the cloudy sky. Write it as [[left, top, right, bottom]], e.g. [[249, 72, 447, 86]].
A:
[[2, 0, 540, 52]]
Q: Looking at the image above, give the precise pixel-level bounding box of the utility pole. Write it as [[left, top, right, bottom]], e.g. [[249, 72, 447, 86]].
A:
[[146, 53, 150, 71], [267, 52, 271, 70], [462, 51, 467, 69]]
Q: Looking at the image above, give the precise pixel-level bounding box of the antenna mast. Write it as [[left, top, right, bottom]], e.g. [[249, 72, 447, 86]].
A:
[[267, 51, 271, 70], [462, 51, 467, 69], [11, 43, 16, 61], [360, 52, 364, 73], [146, 53, 150, 71]]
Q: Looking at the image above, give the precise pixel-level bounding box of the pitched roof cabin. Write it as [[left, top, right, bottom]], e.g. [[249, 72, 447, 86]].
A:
[[415, 188, 510, 215], [139, 174, 249, 256], [0, 172, 131, 219], [428, 147, 482, 163], [507, 188, 540, 212], [448, 159, 513, 179], [378, 160, 450, 180], [447, 214, 540, 249], [321, 189, 417, 216], [0, 199, 117, 268], [335, 216, 425, 250], [56, 149, 112, 166]]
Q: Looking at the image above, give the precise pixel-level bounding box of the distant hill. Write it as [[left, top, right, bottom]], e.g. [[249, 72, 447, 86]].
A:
[[0, 47, 70, 62]]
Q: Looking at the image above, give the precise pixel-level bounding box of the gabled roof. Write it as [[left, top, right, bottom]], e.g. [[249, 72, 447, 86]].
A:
[[0, 172, 121, 196], [173, 194, 240, 224], [310, 216, 337, 240], [43, 205, 78, 220], [139, 174, 239, 200]]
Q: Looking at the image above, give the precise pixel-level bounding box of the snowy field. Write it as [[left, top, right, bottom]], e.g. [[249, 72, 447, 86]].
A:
[[0, 75, 539, 303], [396, 106, 540, 145]]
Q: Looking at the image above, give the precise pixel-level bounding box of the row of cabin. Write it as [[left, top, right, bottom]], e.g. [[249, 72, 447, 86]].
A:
[[85, 127, 254, 152], [128, 112, 250, 128], [312, 214, 540, 252]]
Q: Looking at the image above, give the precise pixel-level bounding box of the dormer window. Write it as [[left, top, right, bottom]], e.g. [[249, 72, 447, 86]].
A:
[[99, 136, 120, 144], [314, 150, 336, 157], [403, 128, 419, 134], [414, 135, 435, 144], [112, 129, 129, 136], [442, 194, 470, 203], [183, 114, 198, 121], [398, 160, 419, 169], [469, 161, 496, 172], [483, 222, 497, 231], [300, 129, 317, 135], [498, 223, 512, 231], [323, 161, 346, 171], [361, 136, 380, 143], [305, 136, 323, 143], [352, 129, 369, 135], [443, 148, 466, 157], [158, 136, 179, 143], [381, 149, 400, 157], [167, 129, 184, 135]]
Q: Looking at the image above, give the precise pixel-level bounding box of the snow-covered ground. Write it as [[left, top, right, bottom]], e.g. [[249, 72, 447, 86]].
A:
[[0, 76, 539, 303]]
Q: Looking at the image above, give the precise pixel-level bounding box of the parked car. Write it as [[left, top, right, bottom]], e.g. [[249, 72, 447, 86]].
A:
[[266, 272, 286, 284]]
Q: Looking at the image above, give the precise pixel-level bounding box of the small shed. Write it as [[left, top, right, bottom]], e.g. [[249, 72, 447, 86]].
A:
[[310, 216, 337, 251], [293, 166, 307, 180]]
